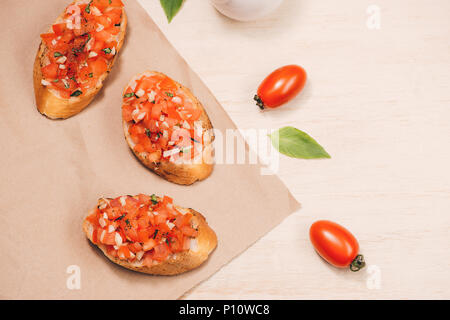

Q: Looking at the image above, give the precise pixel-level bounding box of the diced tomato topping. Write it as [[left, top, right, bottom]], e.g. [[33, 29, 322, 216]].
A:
[[52, 23, 67, 36], [101, 231, 116, 245], [104, 8, 123, 25], [174, 213, 193, 229], [85, 194, 198, 263], [92, 227, 99, 244], [128, 242, 142, 254], [137, 194, 151, 204], [41, 63, 59, 79], [134, 144, 145, 153], [180, 225, 198, 238], [137, 229, 151, 243], [150, 103, 162, 120], [60, 30, 75, 45], [92, 39, 105, 53], [94, 30, 112, 42], [118, 245, 132, 259], [122, 104, 134, 122], [92, 0, 123, 11], [40, 33, 57, 47], [143, 238, 157, 251], [40, 1, 124, 98], [106, 245, 118, 257], [105, 26, 120, 36], [159, 77, 178, 92], [90, 58, 108, 77], [121, 73, 207, 161], [143, 252, 153, 266], [124, 227, 139, 243], [94, 15, 112, 29], [183, 237, 191, 250], [162, 196, 173, 204], [104, 207, 120, 219], [154, 214, 167, 225], [78, 66, 93, 82], [109, 0, 125, 7]]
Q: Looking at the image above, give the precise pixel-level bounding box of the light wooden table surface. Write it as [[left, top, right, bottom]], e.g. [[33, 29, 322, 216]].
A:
[[139, 0, 450, 299]]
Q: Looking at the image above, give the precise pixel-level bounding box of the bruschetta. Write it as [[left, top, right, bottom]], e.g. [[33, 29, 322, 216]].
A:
[[83, 194, 217, 275], [33, 0, 127, 119], [122, 71, 214, 185]]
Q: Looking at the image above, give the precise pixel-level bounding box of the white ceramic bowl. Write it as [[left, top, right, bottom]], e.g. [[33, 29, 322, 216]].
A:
[[210, 0, 284, 22]]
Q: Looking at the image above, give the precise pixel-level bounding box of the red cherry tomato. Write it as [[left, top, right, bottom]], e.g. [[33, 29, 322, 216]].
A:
[[309, 220, 365, 271], [254, 64, 307, 109]]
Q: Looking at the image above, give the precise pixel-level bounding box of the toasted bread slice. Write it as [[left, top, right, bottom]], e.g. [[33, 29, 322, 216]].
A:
[[83, 195, 217, 275], [122, 71, 214, 185], [33, 0, 127, 119]]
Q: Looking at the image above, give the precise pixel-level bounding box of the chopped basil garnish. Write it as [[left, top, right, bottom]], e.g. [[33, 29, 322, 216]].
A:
[[165, 92, 173, 97], [52, 79, 59, 83], [102, 48, 112, 54], [153, 229, 159, 239], [114, 213, 126, 221], [115, 23, 121, 27], [124, 93, 135, 98], [151, 194, 158, 205], [151, 100, 156, 104], [54, 52, 63, 57], [85, 1, 92, 13], [145, 128, 151, 138], [88, 73, 93, 78], [70, 90, 82, 97]]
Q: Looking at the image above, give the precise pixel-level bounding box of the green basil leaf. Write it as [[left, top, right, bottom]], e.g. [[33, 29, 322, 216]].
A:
[[54, 52, 62, 57], [269, 126, 331, 159], [160, 0, 184, 23]]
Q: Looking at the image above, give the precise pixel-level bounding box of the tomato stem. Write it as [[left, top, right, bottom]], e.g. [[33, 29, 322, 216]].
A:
[[349, 254, 366, 272], [254, 95, 265, 110]]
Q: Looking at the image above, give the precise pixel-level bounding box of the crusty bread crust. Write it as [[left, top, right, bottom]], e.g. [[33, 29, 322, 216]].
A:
[[33, 1, 127, 119], [83, 200, 218, 275], [123, 71, 214, 185]]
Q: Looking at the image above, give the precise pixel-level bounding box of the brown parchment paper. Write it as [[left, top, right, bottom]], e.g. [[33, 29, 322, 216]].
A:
[[0, 0, 300, 299]]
